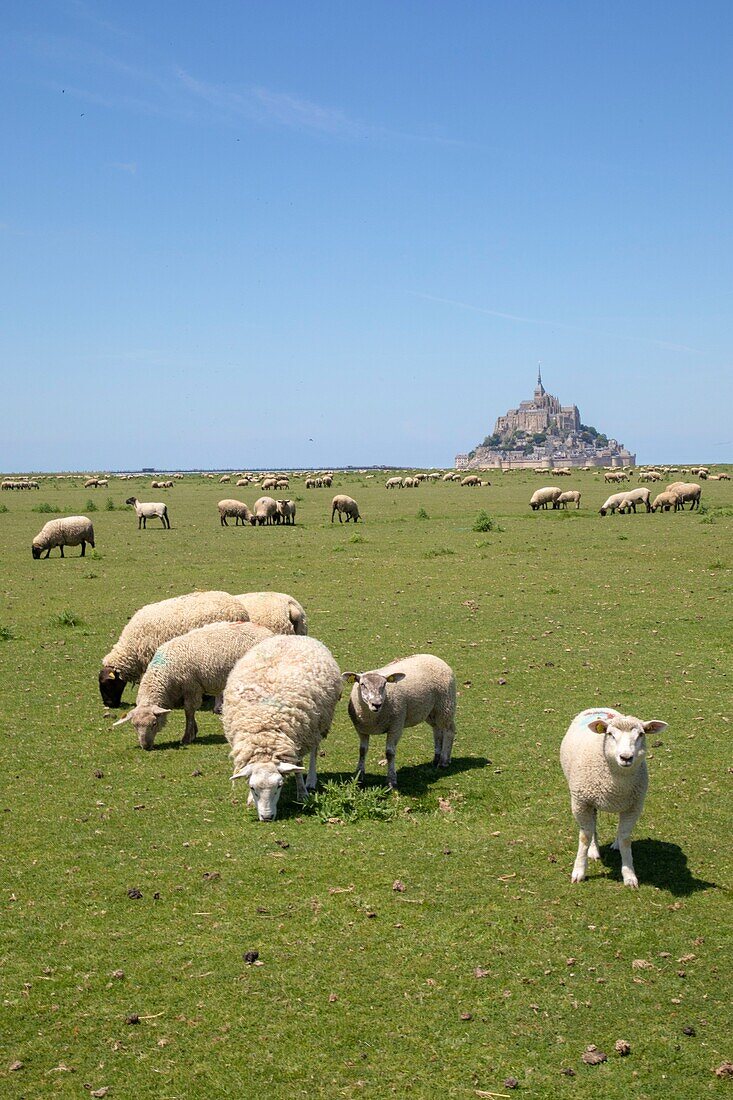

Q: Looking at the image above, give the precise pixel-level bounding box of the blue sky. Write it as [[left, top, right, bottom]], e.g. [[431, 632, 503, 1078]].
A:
[[2, 0, 731, 469]]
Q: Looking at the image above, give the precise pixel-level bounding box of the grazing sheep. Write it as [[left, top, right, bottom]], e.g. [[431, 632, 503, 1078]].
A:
[[666, 482, 702, 510], [235, 591, 308, 636], [385, 477, 403, 489], [305, 478, 316, 489], [461, 475, 482, 487], [125, 497, 170, 529], [218, 499, 254, 526], [31, 515, 95, 559], [557, 490, 581, 509], [236, 477, 249, 487], [261, 477, 278, 490], [98, 590, 250, 707], [84, 478, 99, 488], [322, 475, 333, 487], [718, 472, 730, 481], [219, 474, 231, 483], [617, 487, 651, 514], [113, 621, 273, 748], [342, 654, 457, 789], [276, 499, 296, 525], [253, 496, 278, 525], [226, 635, 343, 820], [331, 495, 360, 523], [651, 490, 679, 512], [560, 707, 667, 887], [530, 486, 562, 510]]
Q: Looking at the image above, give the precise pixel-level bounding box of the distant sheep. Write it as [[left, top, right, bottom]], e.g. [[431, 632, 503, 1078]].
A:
[[557, 490, 581, 509], [666, 482, 702, 510], [218, 499, 254, 526], [560, 707, 667, 887], [530, 486, 562, 510], [32, 515, 95, 559], [461, 475, 481, 487], [386, 477, 403, 489], [125, 497, 171, 529], [331, 495, 360, 523], [226, 635, 343, 820], [343, 654, 456, 789]]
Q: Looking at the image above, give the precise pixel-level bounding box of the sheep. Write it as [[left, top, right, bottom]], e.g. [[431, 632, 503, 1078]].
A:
[[219, 474, 231, 483], [651, 490, 679, 512], [322, 475, 333, 487], [236, 477, 249, 487], [386, 477, 403, 489], [718, 472, 730, 481], [617, 487, 651, 514], [125, 497, 171, 529], [529, 486, 562, 510], [98, 590, 250, 707], [253, 495, 278, 525], [666, 482, 702, 510], [342, 654, 457, 789], [560, 707, 667, 887], [331, 495, 360, 522], [604, 471, 628, 483], [261, 477, 278, 490], [113, 621, 273, 749], [461, 475, 482, 487], [218, 499, 254, 526], [556, 490, 581, 509], [225, 635, 343, 820], [235, 591, 308, 636], [31, 515, 95, 559], [276, 499, 296, 525]]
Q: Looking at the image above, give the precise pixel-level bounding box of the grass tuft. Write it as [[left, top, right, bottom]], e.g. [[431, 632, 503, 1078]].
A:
[[105, 497, 116, 511], [52, 608, 84, 628], [0, 503, 8, 513], [32, 502, 61, 514], [424, 547, 455, 558], [416, 507, 429, 520], [0, 625, 15, 641], [305, 778, 400, 823], [472, 510, 502, 532], [85, 499, 98, 512], [348, 533, 366, 543]]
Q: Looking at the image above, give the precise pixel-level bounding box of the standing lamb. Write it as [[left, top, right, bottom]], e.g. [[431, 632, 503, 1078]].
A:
[[651, 490, 679, 512], [125, 497, 171, 529], [98, 590, 250, 707], [560, 707, 667, 888], [530, 487, 562, 510], [331, 495, 360, 523], [225, 635, 343, 820], [276, 499, 296, 525], [342, 654, 457, 789], [218, 499, 254, 526], [235, 591, 308, 636], [557, 490, 581, 509], [113, 621, 273, 748], [31, 516, 95, 559]]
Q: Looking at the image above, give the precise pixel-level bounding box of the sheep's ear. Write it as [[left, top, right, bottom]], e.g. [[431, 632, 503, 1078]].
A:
[[341, 672, 360, 684], [230, 764, 254, 781], [113, 711, 134, 727], [591, 719, 609, 734], [643, 720, 668, 735], [151, 705, 172, 716], [277, 762, 305, 774], [385, 672, 406, 684]]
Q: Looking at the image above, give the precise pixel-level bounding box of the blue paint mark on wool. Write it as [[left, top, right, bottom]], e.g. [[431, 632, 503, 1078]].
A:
[[149, 650, 168, 669]]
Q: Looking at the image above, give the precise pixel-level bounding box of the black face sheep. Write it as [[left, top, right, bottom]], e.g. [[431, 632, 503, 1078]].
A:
[[331, 495, 360, 523], [342, 654, 457, 789], [125, 497, 170, 529], [31, 516, 95, 559], [98, 590, 250, 707], [560, 708, 667, 888]]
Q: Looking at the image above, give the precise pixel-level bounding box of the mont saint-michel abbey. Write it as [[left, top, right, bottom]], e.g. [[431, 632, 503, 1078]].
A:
[[455, 369, 636, 470]]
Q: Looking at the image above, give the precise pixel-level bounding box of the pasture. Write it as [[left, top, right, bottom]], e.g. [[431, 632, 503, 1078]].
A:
[[1, 469, 731, 1098]]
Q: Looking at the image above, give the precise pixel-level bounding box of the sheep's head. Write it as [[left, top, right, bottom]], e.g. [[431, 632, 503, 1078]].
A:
[[99, 666, 127, 707], [31, 543, 42, 559], [342, 670, 406, 713], [113, 703, 171, 749], [590, 714, 667, 771], [124, 496, 137, 506], [231, 761, 304, 820]]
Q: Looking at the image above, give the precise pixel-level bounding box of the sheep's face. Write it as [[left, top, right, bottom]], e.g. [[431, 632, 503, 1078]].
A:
[[99, 667, 126, 707], [31, 544, 42, 559], [231, 761, 304, 821], [113, 704, 171, 749], [342, 671, 406, 713], [593, 716, 668, 770]]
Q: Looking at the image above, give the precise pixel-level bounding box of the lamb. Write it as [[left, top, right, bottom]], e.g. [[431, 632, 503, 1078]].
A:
[[113, 621, 273, 748], [557, 490, 581, 509], [253, 496, 278, 525], [218, 499, 254, 526], [666, 482, 702, 510], [530, 486, 562, 510], [651, 490, 679, 512], [98, 590, 250, 707], [275, 499, 296, 525], [331, 495, 360, 523], [342, 654, 457, 789], [32, 515, 95, 559], [560, 707, 667, 887], [125, 497, 171, 529], [235, 591, 308, 636], [225, 635, 343, 820]]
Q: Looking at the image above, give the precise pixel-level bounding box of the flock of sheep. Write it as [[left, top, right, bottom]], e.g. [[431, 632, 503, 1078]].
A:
[[529, 481, 704, 514]]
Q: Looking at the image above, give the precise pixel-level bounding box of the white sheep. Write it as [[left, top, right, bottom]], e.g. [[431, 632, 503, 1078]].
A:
[[560, 707, 667, 887], [666, 482, 702, 510], [276, 499, 296, 525], [651, 490, 679, 512], [235, 591, 308, 636], [530, 486, 562, 510], [253, 495, 278, 525], [385, 477, 403, 489], [225, 635, 343, 820], [342, 654, 457, 789], [557, 490, 581, 509], [99, 590, 250, 707], [331, 495, 360, 522], [113, 621, 273, 748], [31, 515, 95, 559], [125, 497, 171, 529], [218, 499, 254, 526]]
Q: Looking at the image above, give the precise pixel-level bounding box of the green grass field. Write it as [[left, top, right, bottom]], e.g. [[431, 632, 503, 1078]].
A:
[[1, 470, 731, 1098]]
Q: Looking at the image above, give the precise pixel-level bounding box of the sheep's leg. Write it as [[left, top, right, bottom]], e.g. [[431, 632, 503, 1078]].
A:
[[80, 541, 86, 557], [437, 721, 455, 767], [306, 746, 318, 793], [355, 733, 369, 784], [59, 545, 65, 557], [570, 805, 596, 883], [385, 728, 401, 789], [612, 810, 641, 888], [294, 769, 308, 802], [181, 692, 202, 744], [431, 724, 443, 765]]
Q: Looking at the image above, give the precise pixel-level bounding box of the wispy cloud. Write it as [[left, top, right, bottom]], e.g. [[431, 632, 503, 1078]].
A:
[[109, 161, 136, 174], [412, 292, 703, 354]]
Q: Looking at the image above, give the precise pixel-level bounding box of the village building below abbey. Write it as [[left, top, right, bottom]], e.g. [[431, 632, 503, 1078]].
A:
[[455, 369, 635, 470]]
